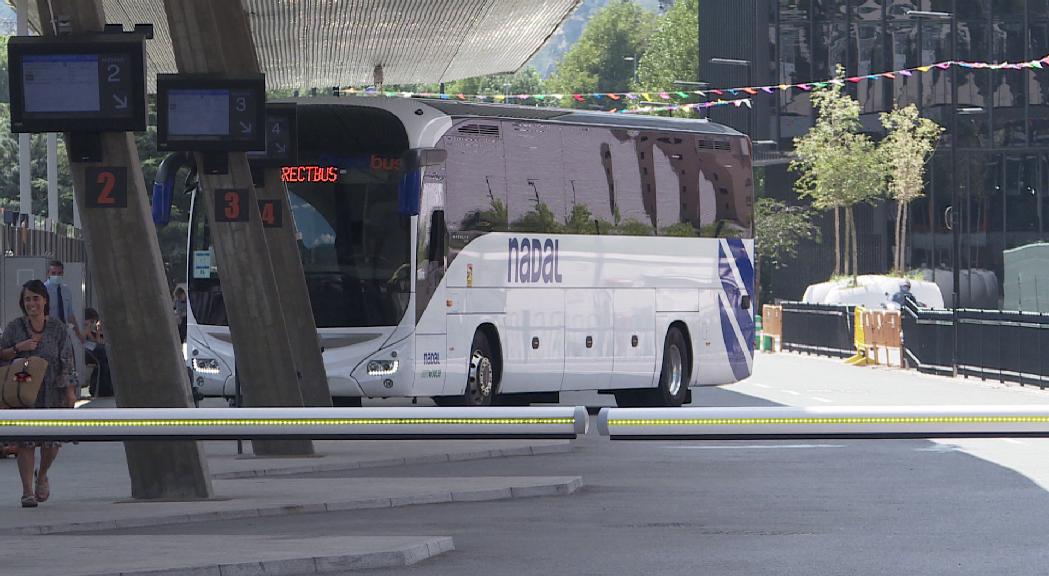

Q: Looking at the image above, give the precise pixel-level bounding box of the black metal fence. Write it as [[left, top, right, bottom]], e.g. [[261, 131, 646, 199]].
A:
[[780, 302, 856, 358], [900, 301, 955, 377], [901, 301, 1049, 386]]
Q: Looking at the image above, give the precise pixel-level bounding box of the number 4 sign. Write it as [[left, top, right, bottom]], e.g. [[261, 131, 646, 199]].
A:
[[85, 167, 128, 208], [258, 199, 283, 228]]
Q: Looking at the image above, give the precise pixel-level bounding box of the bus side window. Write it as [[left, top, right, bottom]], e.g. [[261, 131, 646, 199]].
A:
[[428, 210, 447, 265]]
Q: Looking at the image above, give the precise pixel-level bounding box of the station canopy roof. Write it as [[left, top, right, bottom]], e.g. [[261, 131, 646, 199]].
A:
[[21, 0, 580, 90]]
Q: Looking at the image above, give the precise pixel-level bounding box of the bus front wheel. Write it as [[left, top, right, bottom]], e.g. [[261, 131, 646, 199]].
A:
[[434, 331, 498, 407]]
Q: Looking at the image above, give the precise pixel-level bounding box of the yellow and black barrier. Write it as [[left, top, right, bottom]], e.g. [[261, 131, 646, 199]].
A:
[[0, 406, 589, 441], [597, 406, 1049, 440]]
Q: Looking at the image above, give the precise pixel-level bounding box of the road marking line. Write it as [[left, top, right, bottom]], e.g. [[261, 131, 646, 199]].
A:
[[811, 396, 832, 403], [665, 444, 845, 450], [782, 390, 801, 396], [753, 383, 772, 389], [1002, 438, 1027, 445]]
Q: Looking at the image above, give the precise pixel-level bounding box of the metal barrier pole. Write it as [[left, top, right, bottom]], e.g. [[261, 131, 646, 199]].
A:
[[598, 406, 1049, 440], [0, 407, 589, 441]]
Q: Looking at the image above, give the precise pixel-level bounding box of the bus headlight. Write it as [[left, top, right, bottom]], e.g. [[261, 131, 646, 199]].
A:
[[367, 359, 399, 376], [192, 358, 221, 375]]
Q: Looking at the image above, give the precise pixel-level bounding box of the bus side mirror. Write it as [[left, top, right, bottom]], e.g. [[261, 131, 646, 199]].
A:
[[152, 152, 192, 226], [399, 148, 447, 217]]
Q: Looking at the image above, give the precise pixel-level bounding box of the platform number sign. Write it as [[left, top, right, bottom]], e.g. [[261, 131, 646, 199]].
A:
[[85, 167, 128, 208], [214, 189, 249, 223], [258, 199, 283, 228]]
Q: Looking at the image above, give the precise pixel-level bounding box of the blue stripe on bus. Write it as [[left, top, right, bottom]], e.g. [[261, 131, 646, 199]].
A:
[[718, 293, 751, 381], [718, 241, 755, 378], [724, 239, 754, 295]]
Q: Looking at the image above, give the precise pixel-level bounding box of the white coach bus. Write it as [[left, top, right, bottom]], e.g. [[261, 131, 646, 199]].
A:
[[185, 97, 755, 407]]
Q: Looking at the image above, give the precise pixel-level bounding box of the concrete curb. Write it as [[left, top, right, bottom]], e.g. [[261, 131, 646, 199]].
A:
[[7, 477, 584, 535], [211, 443, 573, 479], [72, 537, 455, 576]]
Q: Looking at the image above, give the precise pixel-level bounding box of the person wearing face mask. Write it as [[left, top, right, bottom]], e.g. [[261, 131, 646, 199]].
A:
[[44, 261, 82, 343], [44, 261, 86, 399]]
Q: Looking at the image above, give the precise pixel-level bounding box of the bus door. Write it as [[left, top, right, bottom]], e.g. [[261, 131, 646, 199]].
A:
[[413, 154, 449, 396]]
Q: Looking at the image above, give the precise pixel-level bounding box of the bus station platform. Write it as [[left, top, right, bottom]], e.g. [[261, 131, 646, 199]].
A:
[[0, 397, 581, 576]]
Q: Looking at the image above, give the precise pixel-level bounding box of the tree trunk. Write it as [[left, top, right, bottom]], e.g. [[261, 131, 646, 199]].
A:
[[894, 202, 901, 272], [901, 201, 909, 272], [850, 207, 859, 284], [834, 207, 841, 276], [843, 207, 851, 277]]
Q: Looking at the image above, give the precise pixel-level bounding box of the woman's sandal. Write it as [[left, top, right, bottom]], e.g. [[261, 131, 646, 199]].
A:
[[34, 473, 49, 503], [20, 495, 37, 508]]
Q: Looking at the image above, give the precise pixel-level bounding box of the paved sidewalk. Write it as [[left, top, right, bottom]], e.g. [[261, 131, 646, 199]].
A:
[[0, 399, 583, 575]]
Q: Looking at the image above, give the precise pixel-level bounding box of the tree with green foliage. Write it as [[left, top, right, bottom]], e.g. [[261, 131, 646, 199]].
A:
[[547, 0, 657, 107], [791, 66, 885, 281], [755, 198, 820, 268], [634, 0, 697, 92], [880, 104, 943, 273]]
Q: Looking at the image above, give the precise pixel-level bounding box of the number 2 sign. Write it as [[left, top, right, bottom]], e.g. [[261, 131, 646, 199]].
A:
[[85, 167, 128, 208], [214, 189, 249, 223]]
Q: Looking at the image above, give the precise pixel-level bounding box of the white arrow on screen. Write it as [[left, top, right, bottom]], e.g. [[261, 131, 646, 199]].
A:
[[275, 142, 287, 154], [112, 94, 128, 109], [239, 121, 253, 134]]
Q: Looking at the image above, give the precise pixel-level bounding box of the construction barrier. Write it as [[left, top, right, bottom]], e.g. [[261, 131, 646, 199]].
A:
[[853, 309, 903, 367], [760, 304, 782, 352], [0, 407, 589, 441], [597, 405, 1049, 440]]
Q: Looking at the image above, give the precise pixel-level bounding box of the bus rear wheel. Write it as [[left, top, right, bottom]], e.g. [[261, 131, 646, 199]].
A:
[[434, 331, 498, 407], [616, 326, 690, 408], [648, 326, 691, 407]]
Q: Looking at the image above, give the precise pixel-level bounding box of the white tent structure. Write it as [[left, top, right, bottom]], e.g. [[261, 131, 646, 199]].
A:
[[19, 0, 582, 88]]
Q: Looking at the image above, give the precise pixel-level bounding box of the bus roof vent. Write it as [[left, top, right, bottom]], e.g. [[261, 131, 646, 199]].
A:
[[457, 123, 501, 137], [697, 139, 731, 151]]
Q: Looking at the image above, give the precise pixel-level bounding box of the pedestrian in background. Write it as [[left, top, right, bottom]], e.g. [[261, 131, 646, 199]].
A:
[[83, 308, 113, 397], [173, 286, 188, 343], [44, 260, 82, 342], [1, 279, 75, 508]]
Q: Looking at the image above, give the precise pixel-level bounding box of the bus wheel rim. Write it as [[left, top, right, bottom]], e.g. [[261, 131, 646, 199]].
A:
[[470, 351, 493, 401], [668, 345, 683, 397]]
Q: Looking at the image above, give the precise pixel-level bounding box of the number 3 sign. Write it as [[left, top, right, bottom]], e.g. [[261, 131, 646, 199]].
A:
[[85, 167, 128, 208], [214, 189, 249, 223]]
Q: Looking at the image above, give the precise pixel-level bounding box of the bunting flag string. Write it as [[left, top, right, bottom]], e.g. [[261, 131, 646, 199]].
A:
[[336, 53, 1049, 113]]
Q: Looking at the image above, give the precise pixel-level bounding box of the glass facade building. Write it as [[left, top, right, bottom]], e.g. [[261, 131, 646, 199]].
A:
[[702, 0, 1049, 307]]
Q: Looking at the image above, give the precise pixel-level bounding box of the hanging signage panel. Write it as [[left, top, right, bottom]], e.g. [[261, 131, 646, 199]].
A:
[[156, 75, 266, 152], [8, 35, 147, 133]]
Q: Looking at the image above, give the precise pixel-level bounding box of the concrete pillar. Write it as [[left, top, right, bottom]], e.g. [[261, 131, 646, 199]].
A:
[[47, 133, 58, 229], [38, 0, 213, 500], [163, 0, 313, 456], [257, 171, 331, 407]]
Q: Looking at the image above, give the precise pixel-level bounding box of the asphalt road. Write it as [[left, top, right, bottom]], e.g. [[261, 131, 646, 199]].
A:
[[91, 372, 1049, 576]]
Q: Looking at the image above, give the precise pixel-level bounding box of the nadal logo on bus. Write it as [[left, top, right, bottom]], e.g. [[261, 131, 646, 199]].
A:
[[507, 238, 563, 284]]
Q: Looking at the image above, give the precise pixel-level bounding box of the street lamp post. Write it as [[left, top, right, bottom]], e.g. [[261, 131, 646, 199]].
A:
[[709, 57, 753, 137], [624, 55, 638, 85], [909, 8, 958, 374]]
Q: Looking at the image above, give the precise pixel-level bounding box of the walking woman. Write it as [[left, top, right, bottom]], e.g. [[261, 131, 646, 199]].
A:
[[1, 280, 75, 507]]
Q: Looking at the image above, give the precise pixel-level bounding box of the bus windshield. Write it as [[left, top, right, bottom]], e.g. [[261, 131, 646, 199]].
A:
[[287, 166, 411, 327], [188, 103, 412, 329]]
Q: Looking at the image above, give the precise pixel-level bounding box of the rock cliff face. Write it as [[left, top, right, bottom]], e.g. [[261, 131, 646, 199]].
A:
[[528, 0, 666, 78]]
